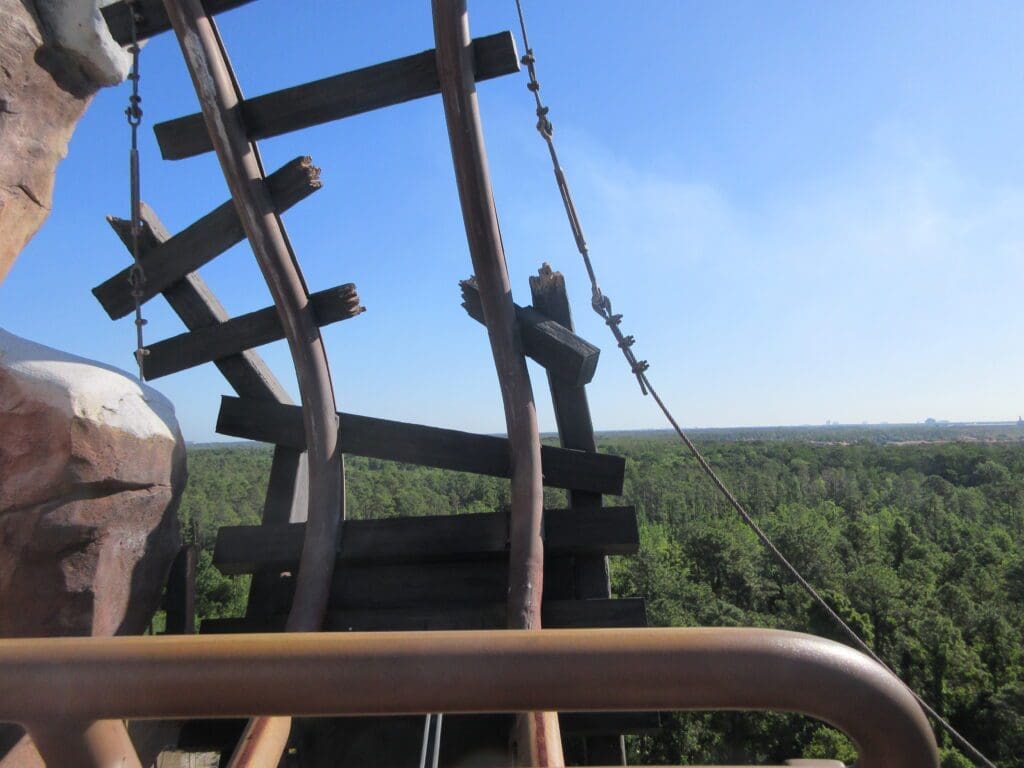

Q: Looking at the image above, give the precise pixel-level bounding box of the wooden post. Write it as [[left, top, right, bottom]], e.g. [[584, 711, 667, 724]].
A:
[[164, 544, 197, 635], [530, 264, 626, 766]]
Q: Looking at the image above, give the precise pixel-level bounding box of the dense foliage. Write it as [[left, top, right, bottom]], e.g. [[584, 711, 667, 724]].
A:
[[178, 432, 1024, 767]]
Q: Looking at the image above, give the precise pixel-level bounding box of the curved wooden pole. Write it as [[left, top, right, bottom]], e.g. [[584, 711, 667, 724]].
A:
[[432, 1, 561, 764], [161, 1, 344, 765], [6, 629, 939, 768]]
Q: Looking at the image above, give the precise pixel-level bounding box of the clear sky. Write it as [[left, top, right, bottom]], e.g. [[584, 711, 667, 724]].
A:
[[3, 1, 1023, 441]]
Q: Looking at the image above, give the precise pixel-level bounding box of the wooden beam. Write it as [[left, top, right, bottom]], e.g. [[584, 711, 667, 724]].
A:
[[460, 278, 599, 386], [200, 598, 646, 634], [108, 204, 293, 402], [162, 545, 197, 635], [94, 156, 322, 320], [154, 32, 520, 161], [102, 0, 256, 45], [216, 396, 626, 495], [213, 507, 639, 576], [142, 283, 364, 380], [252, 558, 575, 615]]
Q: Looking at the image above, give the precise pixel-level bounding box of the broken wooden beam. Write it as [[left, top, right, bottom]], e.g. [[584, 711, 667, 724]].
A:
[[461, 277, 599, 386], [94, 156, 321, 320], [154, 32, 519, 161], [200, 598, 647, 634], [142, 283, 364, 380], [213, 506, 639, 576], [102, 0, 256, 45], [216, 396, 626, 495]]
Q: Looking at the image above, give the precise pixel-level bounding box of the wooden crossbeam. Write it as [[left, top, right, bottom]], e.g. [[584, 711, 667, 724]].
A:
[[216, 396, 626, 495], [214, 506, 638, 576], [153, 32, 519, 160], [256, 557, 577, 615], [108, 203, 292, 402], [201, 598, 646, 634], [94, 156, 321, 320], [102, 0, 256, 45], [142, 283, 364, 380], [460, 278, 599, 386]]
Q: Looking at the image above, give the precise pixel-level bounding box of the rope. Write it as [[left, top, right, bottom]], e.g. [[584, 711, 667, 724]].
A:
[[125, 0, 148, 380], [511, 3, 998, 766]]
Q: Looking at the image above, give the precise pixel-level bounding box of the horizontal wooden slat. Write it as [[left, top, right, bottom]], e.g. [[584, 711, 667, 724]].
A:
[[102, 0, 256, 45], [142, 282, 364, 380], [460, 279, 599, 386], [214, 506, 638, 575], [217, 396, 626, 494], [154, 32, 519, 161], [201, 598, 646, 634], [94, 156, 321, 320]]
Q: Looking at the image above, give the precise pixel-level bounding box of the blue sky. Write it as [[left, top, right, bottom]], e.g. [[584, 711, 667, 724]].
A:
[[3, 1, 1024, 441]]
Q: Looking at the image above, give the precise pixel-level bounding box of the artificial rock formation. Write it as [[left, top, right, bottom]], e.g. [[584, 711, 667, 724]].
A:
[[0, 329, 184, 637], [0, 0, 130, 282]]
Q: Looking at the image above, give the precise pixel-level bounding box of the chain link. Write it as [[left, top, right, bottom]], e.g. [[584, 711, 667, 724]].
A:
[[125, 0, 148, 380]]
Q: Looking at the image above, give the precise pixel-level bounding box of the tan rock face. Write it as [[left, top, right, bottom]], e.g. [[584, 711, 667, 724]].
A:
[[0, 330, 185, 637]]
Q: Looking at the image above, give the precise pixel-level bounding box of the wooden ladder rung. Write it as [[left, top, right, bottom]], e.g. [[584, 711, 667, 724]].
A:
[[201, 598, 647, 634], [461, 278, 600, 386], [216, 396, 626, 495], [93, 156, 321, 320], [213, 506, 639, 576], [102, 0, 257, 46], [142, 283, 363, 380], [154, 32, 520, 161]]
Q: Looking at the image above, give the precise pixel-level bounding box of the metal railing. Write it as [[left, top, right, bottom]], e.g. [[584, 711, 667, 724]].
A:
[[0, 627, 938, 767]]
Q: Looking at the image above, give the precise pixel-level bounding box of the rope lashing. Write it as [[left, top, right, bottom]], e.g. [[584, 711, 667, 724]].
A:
[[511, 2, 998, 766], [125, 0, 148, 381]]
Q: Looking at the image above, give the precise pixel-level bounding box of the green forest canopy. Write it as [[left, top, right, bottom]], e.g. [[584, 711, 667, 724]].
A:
[[178, 427, 1024, 767]]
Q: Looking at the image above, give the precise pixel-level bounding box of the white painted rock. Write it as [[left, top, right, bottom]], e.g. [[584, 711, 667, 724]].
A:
[[35, 0, 132, 86], [0, 329, 184, 637]]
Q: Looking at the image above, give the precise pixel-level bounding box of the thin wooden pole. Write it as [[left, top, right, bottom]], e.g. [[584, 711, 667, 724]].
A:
[[431, 1, 563, 764]]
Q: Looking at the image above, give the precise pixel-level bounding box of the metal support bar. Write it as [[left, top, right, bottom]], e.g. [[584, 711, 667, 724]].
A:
[[161, 1, 344, 765], [1, 628, 938, 768]]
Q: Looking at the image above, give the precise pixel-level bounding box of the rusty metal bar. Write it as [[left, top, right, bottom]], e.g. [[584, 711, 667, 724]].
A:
[[432, 1, 560, 762], [161, 0, 344, 765], [4, 628, 938, 768]]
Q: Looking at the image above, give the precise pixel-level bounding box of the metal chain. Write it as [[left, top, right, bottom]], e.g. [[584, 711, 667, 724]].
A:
[[125, 0, 148, 380], [511, 2, 997, 766]]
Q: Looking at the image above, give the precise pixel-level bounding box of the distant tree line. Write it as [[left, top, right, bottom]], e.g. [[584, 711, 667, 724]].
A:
[[178, 436, 1024, 767]]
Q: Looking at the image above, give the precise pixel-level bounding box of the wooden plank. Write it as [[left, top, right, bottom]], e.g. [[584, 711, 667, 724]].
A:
[[102, 0, 255, 45], [531, 264, 612, 601], [460, 278, 599, 386], [154, 32, 519, 161], [251, 557, 575, 616], [216, 396, 626, 495], [142, 283, 364, 380], [214, 506, 638, 575], [108, 203, 292, 403], [94, 156, 322, 320], [201, 598, 645, 634]]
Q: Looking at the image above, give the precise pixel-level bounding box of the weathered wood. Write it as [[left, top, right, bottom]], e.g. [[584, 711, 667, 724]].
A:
[[255, 558, 575, 616], [94, 156, 322, 320], [531, 264, 611, 602], [214, 507, 638, 575], [154, 32, 520, 161], [163, 544, 197, 635], [201, 598, 646, 634], [216, 396, 626, 495], [461, 278, 599, 386], [102, 0, 256, 45], [142, 283, 364, 380], [108, 204, 293, 403]]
